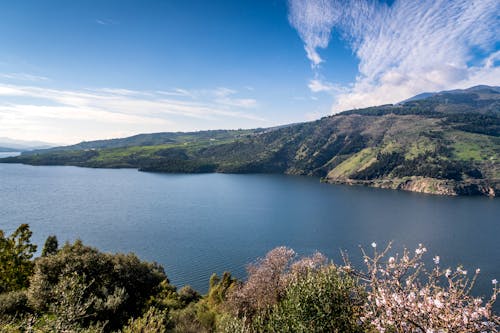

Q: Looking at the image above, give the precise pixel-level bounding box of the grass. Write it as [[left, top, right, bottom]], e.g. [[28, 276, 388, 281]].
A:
[[448, 131, 499, 163], [327, 147, 378, 179], [404, 137, 437, 159]]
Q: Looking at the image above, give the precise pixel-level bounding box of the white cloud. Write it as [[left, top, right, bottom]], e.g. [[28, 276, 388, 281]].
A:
[[96, 19, 118, 26], [158, 86, 258, 108], [308, 78, 345, 94], [288, 0, 340, 67], [288, 0, 500, 112], [0, 72, 49, 82], [212, 87, 258, 108], [0, 83, 265, 144]]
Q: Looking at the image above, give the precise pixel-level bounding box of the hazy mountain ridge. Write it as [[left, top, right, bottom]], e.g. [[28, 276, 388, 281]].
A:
[[0, 137, 56, 151], [2, 86, 499, 196]]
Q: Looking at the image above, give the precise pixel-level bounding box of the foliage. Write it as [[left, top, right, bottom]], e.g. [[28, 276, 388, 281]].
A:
[[443, 112, 500, 137], [261, 266, 366, 333], [121, 307, 171, 333], [221, 248, 365, 333], [41, 235, 58, 257], [1, 225, 499, 332], [0, 224, 37, 293], [226, 247, 297, 318], [0, 290, 29, 317], [27, 240, 166, 330], [170, 301, 215, 333], [391, 153, 469, 180], [225, 248, 330, 325], [206, 272, 237, 309], [177, 285, 201, 306]]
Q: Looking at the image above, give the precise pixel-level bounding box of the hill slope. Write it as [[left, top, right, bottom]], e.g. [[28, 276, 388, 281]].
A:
[[2, 85, 499, 196]]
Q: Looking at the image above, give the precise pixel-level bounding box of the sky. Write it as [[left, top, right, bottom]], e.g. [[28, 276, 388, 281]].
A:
[[0, 0, 498, 144]]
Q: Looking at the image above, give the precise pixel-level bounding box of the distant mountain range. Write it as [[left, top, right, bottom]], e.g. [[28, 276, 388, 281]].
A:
[[398, 85, 500, 104], [0, 137, 56, 152], [2, 85, 499, 197]]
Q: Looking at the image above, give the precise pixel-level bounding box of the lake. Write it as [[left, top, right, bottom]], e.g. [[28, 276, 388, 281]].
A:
[[0, 163, 499, 299], [0, 152, 21, 158]]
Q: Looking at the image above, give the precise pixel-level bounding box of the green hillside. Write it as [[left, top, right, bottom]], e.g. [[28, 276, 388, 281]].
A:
[[2, 85, 499, 196]]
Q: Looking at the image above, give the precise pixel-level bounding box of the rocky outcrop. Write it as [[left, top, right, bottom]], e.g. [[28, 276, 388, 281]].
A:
[[325, 177, 499, 197]]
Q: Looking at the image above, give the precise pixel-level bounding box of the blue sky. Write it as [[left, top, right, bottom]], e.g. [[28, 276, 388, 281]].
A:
[[0, 0, 498, 144]]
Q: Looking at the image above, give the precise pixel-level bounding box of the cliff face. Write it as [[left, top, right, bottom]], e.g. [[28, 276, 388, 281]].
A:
[[326, 177, 498, 197], [1, 86, 499, 197]]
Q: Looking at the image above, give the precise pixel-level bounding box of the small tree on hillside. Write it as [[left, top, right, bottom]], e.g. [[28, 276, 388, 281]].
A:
[[0, 224, 37, 293], [42, 235, 58, 257]]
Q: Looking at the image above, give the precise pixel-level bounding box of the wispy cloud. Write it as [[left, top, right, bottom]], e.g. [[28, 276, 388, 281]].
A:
[[288, 0, 500, 111], [288, 0, 340, 68], [308, 78, 344, 94], [0, 72, 49, 82], [212, 87, 258, 108], [0, 83, 264, 143], [96, 19, 118, 26]]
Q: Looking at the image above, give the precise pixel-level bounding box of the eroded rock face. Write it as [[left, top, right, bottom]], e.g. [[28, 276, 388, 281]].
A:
[[396, 178, 457, 196], [326, 177, 499, 197]]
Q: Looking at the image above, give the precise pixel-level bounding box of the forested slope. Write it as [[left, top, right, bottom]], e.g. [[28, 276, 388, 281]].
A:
[[2, 85, 499, 196]]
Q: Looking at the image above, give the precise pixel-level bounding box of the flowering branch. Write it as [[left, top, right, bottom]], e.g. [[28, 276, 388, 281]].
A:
[[343, 243, 499, 333]]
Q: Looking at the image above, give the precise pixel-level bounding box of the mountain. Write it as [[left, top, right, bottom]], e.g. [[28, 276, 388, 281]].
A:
[[398, 85, 500, 104], [2, 85, 499, 196], [0, 146, 22, 152], [0, 137, 57, 151], [22, 129, 259, 154]]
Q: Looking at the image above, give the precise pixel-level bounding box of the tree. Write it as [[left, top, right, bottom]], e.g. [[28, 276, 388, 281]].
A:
[[41, 235, 58, 257], [0, 224, 37, 293], [347, 243, 500, 332]]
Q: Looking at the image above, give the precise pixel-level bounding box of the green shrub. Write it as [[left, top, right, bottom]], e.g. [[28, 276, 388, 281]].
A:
[[27, 240, 166, 330], [207, 272, 237, 309], [170, 301, 215, 333], [263, 266, 365, 333], [121, 307, 171, 333], [178, 286, 201, 306], [0, 290, 29, 316]]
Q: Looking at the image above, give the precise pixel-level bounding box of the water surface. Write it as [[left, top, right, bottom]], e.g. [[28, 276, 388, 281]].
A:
[[0, 163, 498, 298], [0, 152, 21, 158]]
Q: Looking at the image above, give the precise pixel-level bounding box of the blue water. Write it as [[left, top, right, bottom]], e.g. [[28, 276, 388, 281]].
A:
[[0, 163, 499, 300], [0, 152, 21, 158]]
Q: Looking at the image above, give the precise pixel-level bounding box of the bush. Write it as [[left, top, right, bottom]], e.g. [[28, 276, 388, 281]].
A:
[[121, 307, 171, 333], [178, 286, 201, 306], [262, 266, 366, 333], [207, 272, 237, 309], [170, 301, 215, 333], [0, 290, 29, 316], [226, 247, 327, 319], [27, 240, 167, 330]]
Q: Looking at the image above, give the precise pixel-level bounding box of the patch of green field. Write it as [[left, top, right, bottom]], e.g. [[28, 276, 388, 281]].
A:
[[404, 137, 437, 159], [448, 131, 499, 163], [327, 147, 378, 179], [88, 138, 240, 165], [380, 141, 402, 154]]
